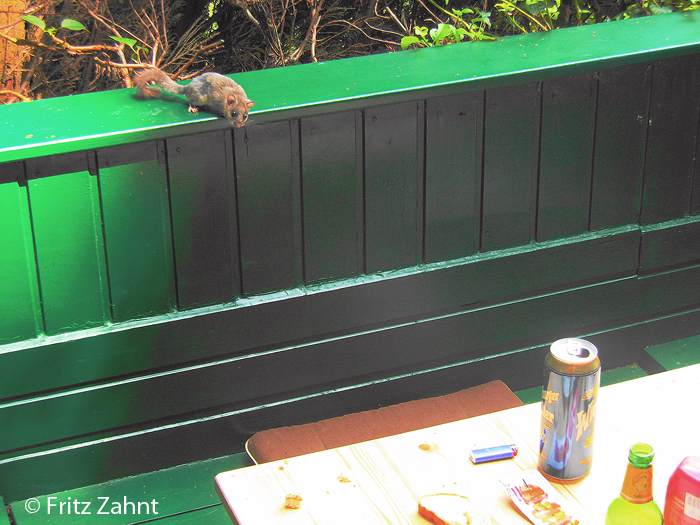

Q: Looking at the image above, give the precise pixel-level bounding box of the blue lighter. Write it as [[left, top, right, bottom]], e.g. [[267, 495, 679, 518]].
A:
[[469, 444, 519, 464]]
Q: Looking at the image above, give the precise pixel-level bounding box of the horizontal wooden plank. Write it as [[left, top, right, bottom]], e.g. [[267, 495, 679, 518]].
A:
[[0, 227, 640, 400], [2, 12, 700, 164], [639, 216, 700, 274], [5, 248, 700, 456], [646, 334, 700, 370], [4, 304, 700, 503]]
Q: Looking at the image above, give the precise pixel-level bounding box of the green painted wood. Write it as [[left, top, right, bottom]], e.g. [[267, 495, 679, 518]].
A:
[[600, 364, 649, 385], [512, 364, 649, 403], [0, 165, 41, 344], [364, 102, 422, 272], [513, 386, 542, 405], [2, 13, 700, 164], [25, 153, 110, 335], [9, 453, 248, 524], [98, 142, 176, 321], [641, 54, 700, 224], [6, 306, 700, 504], [639, 217, 700, 275], [1, 496, 10, 525], [0, 229, 641, 453], [537, 72, 596, 241], [0, 232, 677, 456], [590, 63, 650, 230], [482, 82, 540, 250], [4, 259, 700, 498], [694, 153, 700, 216], [424, 92, 482, 262], [131, 505, 233, 525], [3, 11, 700, 506], [0, 226, 640, 400], [234, 122, 298, 295], [646, 334, 700, 370], [300, 112, 361, 283], [167, 131, 237, 308]]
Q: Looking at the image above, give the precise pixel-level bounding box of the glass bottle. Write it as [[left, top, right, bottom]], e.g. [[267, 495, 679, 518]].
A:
[[605, 443, 663, 525]]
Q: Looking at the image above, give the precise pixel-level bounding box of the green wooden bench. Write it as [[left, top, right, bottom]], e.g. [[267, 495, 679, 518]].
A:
[[3, 10, 700, 524]]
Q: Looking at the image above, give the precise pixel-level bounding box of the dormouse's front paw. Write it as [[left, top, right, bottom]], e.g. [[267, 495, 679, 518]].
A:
[[188, 105, 199, 114]]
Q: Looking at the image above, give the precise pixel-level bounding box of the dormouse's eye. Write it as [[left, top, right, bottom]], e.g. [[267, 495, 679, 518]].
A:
[[231, 111, 238, 119]]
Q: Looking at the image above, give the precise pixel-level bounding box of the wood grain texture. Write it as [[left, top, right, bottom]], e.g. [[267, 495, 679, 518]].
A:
[[482, 82, 540, 251], [424, 92, 483, 262], [641, 55, 700, 224], [0, 167, 41, 344], [537, 72, 596, 241], [98, 141, 175, 321], [300, 112, 361, 283], [364, 102, 421, 273], [217, 364, 700, 525], [235, 121, 299, 295], [167, 131, 236, 308], [25, 152, 110, 335], [590, 64, 650, 230]]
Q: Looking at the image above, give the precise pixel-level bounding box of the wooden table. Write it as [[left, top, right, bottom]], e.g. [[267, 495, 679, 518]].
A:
[[216, 363, 700, 524]]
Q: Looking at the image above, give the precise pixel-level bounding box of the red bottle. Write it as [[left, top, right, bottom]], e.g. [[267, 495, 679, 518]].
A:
[[665, 457, 700, 525]]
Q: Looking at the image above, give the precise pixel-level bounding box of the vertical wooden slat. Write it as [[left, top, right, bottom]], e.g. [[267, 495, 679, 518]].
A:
[[25, 152, 110, 335], [641, 55, 700, 224], [590, 64, 650, 230], [364, 102, 420, 273], [0, 162, 42, 344], [98, 141, 175, 321], [424, 92, 483, 263], [482, 82, 541, 251], [167, 131, 236, 309], [537, 72, 597, 241], [301, 112, 361, 283], [693, 129, 700, 217], [234, 122, 297, 295]]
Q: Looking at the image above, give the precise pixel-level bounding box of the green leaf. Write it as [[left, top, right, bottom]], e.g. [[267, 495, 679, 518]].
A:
[[414, 26, 429, 37], [431, 23, 456, 44], [400, 36, 422, 50], [20, 15, 46, 31], [109, 36, 138, 49], [60, 18, 87, 31]]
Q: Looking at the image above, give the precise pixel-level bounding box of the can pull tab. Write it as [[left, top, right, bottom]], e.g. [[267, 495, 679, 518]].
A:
[[567, 345, 591, 359]]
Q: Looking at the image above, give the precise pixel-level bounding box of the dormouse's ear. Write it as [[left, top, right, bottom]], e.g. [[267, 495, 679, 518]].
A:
[[247, 100, 255, 108], [227, 94, 238, 104]]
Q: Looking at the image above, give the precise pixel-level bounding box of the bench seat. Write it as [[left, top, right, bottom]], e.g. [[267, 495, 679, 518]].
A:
[[246, 380, 523, 464]]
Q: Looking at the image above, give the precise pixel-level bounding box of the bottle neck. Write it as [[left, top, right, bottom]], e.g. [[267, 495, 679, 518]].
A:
[[620, 463, 654, 504]]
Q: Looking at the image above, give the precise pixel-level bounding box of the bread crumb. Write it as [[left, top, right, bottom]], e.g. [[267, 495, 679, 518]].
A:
[[284, 494, 303, 509], [338, 473, 351, 483]]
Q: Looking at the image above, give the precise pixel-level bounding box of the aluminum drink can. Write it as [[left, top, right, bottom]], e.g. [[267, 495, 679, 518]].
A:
[[538, 338, 600, 483]]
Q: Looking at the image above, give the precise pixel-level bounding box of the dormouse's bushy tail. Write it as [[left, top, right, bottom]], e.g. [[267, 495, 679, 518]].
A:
[[134, 68, 184, 99]]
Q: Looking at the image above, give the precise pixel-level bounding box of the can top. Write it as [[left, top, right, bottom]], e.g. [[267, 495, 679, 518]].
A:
[[547, 338, 600, 374]]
